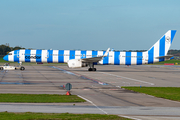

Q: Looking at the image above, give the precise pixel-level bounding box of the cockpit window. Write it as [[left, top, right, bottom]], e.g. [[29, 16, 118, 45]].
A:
[[8, 53, 12, 55]]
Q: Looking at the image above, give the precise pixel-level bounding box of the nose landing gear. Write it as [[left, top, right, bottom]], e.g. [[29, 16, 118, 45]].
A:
[[18, 62, 25, 71]]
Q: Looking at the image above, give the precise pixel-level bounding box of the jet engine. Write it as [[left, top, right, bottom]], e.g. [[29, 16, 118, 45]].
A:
[[67, 59, 88, 68]]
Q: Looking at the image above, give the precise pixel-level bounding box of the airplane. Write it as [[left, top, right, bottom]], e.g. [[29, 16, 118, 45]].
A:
[[3, 30, 177, 71]]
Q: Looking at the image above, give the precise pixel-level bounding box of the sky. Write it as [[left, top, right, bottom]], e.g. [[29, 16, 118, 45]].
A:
[[0, 0, 180, 50]]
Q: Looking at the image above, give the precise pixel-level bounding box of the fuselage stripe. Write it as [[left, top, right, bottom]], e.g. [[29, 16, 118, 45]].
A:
[[148, 47, 154, 64], [47, 50, 53, 63], [70, 50, 75, 60], [103, 51, 109, 65], [137, 52, 142, 65], [126, 52, 131, 65], [58, 50, 64, 63], [92, 51, 98, 65], [25, 50, 31, 62], [81, 50, 86, 59], [14, 50, 19, 62], [114, 51, 120, 65], [36, 50, 42, 63]]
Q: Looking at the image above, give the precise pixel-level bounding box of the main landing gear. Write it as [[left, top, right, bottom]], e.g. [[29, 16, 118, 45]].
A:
[[88, 68, 96, 71], [88, 63, 96, 71]]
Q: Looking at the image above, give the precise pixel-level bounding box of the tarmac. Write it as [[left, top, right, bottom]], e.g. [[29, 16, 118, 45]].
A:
[[1, 64, 180, 120]]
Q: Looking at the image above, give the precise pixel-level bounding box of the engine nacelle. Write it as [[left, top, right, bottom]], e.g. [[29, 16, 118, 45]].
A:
[[67, 59, 83, 68]]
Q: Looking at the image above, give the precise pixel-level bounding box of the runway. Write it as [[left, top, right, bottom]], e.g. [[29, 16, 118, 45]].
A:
[[1, 65, 180, 119]]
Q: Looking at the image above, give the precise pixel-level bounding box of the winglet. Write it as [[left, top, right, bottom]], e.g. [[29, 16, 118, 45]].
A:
[[103, 48, 110, 57]]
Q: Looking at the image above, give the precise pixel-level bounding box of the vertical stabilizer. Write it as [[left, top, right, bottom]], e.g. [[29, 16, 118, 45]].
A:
[[147, 30, 177, 63]]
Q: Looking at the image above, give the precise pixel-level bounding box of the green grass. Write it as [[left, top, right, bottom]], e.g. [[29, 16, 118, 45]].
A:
[[122, 87, 180, 102], [0, 94, 85, 103], [153, 59, 180, 65], [0, 112, 130, 120], [0, 57, 7, 63]]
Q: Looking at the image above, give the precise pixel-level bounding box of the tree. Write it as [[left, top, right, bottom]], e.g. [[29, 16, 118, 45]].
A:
[[0, 45, 25, 55], [0, 45, 11, 55], [12, 46, 25, 50]]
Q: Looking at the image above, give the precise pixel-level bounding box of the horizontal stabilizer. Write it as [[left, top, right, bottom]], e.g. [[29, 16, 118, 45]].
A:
[[156, 55, 173, 60]]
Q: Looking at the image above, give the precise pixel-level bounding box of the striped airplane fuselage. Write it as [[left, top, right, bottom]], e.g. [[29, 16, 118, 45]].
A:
[[3, 30, 177, 68], [8, 49, 160, 65]]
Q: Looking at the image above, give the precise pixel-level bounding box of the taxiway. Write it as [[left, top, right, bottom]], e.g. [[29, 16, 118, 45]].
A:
[[1, 65, 180, 119]]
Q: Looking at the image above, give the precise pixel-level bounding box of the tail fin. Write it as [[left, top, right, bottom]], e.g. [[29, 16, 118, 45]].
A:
[[147, 30, 177, 63]]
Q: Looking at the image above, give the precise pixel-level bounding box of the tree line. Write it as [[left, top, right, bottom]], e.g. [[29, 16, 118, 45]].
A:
[[0, 44, 25, 55]]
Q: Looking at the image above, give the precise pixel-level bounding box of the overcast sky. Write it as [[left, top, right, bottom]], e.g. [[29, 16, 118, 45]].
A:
[[0, 0, 180, 50]]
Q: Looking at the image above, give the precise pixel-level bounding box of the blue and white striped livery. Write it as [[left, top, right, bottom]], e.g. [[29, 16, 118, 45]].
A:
[[3, 30, 177, 71]]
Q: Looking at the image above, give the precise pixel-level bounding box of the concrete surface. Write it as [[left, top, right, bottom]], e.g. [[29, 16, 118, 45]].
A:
[[1, 65, 180, 120]]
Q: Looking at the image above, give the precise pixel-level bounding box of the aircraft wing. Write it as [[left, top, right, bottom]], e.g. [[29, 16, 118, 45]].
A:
[[81, 48, 110, 63]]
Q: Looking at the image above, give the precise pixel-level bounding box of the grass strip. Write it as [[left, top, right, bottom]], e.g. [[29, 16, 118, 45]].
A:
[[122, 87, 180, 102], [0, 57, 6, 62], [0, 94, 85, 103], [152, 59, 180, 65], [0, 112, 130, 120]]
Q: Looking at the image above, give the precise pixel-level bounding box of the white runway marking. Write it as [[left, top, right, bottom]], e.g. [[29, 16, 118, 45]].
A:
[[99, 72, 154, 85], [120, 115, 141, 120], [77, 95, 108, 115]]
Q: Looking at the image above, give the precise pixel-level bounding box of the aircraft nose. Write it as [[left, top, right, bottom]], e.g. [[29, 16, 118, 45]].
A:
[[3, 55, 8, 61]]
